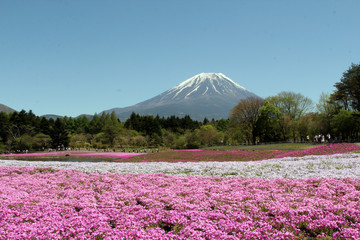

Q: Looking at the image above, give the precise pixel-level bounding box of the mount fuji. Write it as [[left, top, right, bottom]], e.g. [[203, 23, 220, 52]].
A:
[[104, 73, 260, 121]]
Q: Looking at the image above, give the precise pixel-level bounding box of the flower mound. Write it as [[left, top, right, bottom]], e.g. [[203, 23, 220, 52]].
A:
[[1, 167, 360, 239]]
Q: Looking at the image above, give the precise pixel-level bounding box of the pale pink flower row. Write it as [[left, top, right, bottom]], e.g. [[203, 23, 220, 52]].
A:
[[1, 167, 359, 239]]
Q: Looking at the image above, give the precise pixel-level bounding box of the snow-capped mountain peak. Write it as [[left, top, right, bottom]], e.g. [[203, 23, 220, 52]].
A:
[[163, 72, 251, 100], [104, 72, 260, 120], [175, 73, 246, 91]]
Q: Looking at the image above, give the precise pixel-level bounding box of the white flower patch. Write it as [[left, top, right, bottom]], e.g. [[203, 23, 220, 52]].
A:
[[1, 153, 360, 178]]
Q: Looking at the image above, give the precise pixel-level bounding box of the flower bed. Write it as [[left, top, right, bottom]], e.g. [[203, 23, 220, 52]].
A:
[[1, 167, 360, 239], [1, 153, 360, 178], [273, 143, 360, 158], [131, 143, 360, 162], [2, 143, 359, 163]]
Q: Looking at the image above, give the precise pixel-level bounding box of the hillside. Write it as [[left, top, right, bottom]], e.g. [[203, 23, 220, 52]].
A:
[[0, 104, 16, 114]]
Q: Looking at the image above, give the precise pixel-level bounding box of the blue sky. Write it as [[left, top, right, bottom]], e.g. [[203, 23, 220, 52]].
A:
[[1, 0, 360, 117]]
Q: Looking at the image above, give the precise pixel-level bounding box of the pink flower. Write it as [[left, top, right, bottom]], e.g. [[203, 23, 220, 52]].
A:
[[1, 167, 359, 238]]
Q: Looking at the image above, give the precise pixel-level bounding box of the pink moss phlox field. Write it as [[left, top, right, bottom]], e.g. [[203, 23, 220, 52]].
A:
[[1, 167, 360, 239], [2, 143, 359, 163], [70, 152, 145, 158], [173, 149, 204, 152], [139, 143, 360, 163], [273, 143, 360, 159]]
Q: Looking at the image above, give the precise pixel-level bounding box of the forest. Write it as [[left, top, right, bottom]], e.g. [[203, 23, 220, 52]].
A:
[[1, 63, 359, 152]]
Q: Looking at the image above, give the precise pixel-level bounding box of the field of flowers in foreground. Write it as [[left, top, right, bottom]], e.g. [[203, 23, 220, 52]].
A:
[[1, 167, 360, 239], [1, 143, 360, 239]]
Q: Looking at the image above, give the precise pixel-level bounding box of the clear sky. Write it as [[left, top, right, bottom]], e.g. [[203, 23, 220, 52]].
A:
[[1, 0, 360, 117]]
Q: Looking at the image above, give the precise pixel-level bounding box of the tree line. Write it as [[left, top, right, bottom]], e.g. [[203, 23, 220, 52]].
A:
[[0, 110, 206, 152], [230, 63, 360, 145], [1, 63, 359, 152]]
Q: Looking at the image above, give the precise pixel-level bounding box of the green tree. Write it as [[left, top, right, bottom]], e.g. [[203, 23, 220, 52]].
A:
[[141, 115, 162, 137], [9, 110, 35, 137], [64, 117, 76, 134], [181, 115, 199, 131], [173, 135, 187, 149], [317, 92, 338, 116], [74, 115, 90, 133], [32, 133, 52, 150], [297, 113, 317, 142], [69, 133, 91, 150], [13, 134, 34, 151], [315, 92, 337, 137], [89, 114, 104, 134], [125, 113, 162, 137], [230, 97, 264, 144], [124, 112, 141, 131], [185, 129, 201, 149], [331, 63, 360, 111], [39, 117, 51, 135], [331, 110, 360, 141], [256, 101, 281, 142], [162, 115, 181, 133], [0, 137, 6, 152], [0, 112, 9, 145], [130, 135, 147, 147], [216, 119, 229, 132], [267, 91, 313, 120], [267, 92, 313, 141], [50, 118, 69, 149], [103, 112, 122, 147], [225, 121, 247, 145], [198, 125, 219, 146]]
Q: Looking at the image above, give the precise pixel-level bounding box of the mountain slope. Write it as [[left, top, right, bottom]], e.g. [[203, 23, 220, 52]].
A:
[[0, 104, 16, 114], [105, 73, 260, 121]]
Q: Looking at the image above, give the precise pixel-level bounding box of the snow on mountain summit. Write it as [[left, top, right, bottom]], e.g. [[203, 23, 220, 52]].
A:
[[176, 73, 246, 91], [161, 72, 253, 101]]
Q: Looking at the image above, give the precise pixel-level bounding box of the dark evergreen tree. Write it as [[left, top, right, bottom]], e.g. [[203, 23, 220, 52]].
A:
[[39, 117, 51, 135], [103, 112, 121, 147], [124, 112, 141, 131], [331, 63, 360, 111], [0, 112, 9, 144], [216, 119, 229, 132], [50, 118, 69, 148], [89, 114, 104, 134], [74, 115, 90, 133], [64, 117, 76, 134], [181, 115, 199, 131]]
